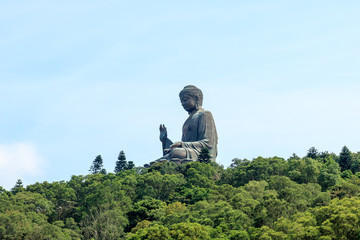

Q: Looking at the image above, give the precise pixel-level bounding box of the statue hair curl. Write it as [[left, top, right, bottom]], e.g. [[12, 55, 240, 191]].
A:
[[179, 85, 203, 107]]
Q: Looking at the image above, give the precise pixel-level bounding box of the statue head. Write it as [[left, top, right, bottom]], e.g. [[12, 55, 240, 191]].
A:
[[179, 85, 203, 108]]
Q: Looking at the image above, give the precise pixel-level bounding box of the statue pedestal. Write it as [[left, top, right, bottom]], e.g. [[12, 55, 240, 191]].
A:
[[146, 158, 194, 167]]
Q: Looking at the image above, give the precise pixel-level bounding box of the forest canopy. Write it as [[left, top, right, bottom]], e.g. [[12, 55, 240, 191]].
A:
[[1, 146, 360, 239]]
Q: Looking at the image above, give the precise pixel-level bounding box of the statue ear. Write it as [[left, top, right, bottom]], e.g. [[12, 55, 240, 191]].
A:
[[197, 96, 202, 107], [195, 98, 200, 109]]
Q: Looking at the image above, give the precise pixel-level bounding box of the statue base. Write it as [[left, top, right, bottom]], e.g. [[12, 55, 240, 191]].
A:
[[145, 158, 194, 167]]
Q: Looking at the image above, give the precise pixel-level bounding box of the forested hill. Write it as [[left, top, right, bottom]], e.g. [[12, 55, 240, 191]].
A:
[[2, 146, 360, 239]]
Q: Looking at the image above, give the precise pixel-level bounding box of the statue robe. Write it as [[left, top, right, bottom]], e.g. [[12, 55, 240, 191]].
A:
[[181, 109, 218, 161]]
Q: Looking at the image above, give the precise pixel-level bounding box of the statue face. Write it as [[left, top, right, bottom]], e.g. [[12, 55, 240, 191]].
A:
[[181, 94, 197, 113]]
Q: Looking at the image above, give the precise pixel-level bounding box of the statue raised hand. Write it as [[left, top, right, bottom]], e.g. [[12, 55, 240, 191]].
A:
[[159, 124, 173, 155]]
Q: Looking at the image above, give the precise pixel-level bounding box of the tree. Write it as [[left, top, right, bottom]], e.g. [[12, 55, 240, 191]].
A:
[[273, 212, 320, 239], [11, 179, 23, 194], [169, 222, 212, 240], [137, 172, 186, 201], [115, 151, 127, 173], [351, 152, 360, 173], [338, 146, 352, 171], [287, 157, 321, 184], [126, 161, 135, 170], [246, 157, 288, 182], [318, 151, 334, 163], [288, 153, 300, 160], [127, 198, 167, 230], [314, 197, 360, 239], [82, 207, 128, 240], [89, 155, 106, 174], [318, 159, 341, 191], [128, 224, 171, 240], [198, 147, 211, 164], [306, 147, 319, 159]]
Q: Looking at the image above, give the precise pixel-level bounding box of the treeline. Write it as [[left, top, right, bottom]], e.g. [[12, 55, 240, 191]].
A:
[[1, 146, 360, 239], [89, 151, 135, 175]]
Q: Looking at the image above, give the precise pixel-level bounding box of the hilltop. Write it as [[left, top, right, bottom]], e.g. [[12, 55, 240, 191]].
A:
[[1, 147, 360, 239]]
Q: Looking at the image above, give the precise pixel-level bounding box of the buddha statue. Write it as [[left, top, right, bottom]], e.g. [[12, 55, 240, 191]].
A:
[[153, 85, 218, 165]]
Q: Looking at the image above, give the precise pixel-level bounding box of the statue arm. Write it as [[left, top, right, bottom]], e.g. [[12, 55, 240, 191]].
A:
[[160, 124, 173, 156], [162, 138, 173, 155]]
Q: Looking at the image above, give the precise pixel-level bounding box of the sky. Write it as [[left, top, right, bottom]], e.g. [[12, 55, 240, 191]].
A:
[[1, 1, 360, 190]]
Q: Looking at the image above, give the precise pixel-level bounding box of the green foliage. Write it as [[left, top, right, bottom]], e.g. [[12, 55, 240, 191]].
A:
[[287, 157, 321, 184], [127, 197, 166, 230], [11, 179, 23, 194], [273, 212, 321, 239], [329, 177, 360, 199], [306, 147, 319, 159], [127, 161, 135, 170], [198, 147, 212, 164], [89, 155, 106, 174], [115, 150, 134, 173], [82, 206, 128, 240], [246, 157, 288, 182], [341, 169, 353, 179], [314, 197, 360, 239], [288, 153, 300, 160], [350, 152, 360, 173], [338, 145, 352, 171], [0, 191, 81, 240], [222, 157, 288, 187], [170, 222, 212, 240], [318, 159, 341, 191], [137, 171, 186, 201], [128, 224, 171, 240], [2, 147, 360, 239], [231, 188, 260, 217], [318, 151, 338, 163]]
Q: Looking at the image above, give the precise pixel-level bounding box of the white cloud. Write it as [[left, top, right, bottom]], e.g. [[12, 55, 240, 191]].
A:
[[0, 142, 44, 190]]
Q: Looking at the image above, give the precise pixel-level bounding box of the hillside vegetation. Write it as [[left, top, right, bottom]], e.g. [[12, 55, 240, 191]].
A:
[[1, 147, 360, 239]]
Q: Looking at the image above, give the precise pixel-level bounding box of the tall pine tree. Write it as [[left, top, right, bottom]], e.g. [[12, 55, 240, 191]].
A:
[[11, 179, 23, 194], [115, 151, 127, 173], [90, 155, 106, 174], [306, 147, 319, 159], [198, 147, 211, 164], [339, 146, 352, 171]]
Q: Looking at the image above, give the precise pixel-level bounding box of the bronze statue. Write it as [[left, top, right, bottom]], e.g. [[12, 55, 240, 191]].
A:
[[153, 85, 218, 165]]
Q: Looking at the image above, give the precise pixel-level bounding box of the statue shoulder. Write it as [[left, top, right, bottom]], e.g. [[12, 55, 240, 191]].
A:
[[197, 109, 214, 119]]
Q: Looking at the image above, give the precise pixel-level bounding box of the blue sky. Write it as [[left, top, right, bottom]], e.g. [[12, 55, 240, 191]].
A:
[[1, 1, 360, 189]]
